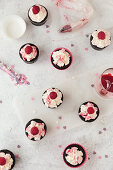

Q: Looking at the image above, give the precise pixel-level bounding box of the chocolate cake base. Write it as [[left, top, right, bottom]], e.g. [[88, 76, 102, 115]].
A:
[[28, 6, 48, 26], [0, 149, 15, 170], [25, 119, 47, 141], [63, 143, 87, 168], [42, 88, 63, 109], [78, 101, 99, 122], [19, 43, 39, 64]]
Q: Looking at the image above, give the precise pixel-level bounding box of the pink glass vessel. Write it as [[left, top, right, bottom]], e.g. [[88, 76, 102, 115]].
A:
[[95, 68, 113, 98]]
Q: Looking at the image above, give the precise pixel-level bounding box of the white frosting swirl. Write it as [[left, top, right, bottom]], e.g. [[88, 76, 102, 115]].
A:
[[29, 5, 47, 22], [52, 49, 71, 67], [0, 152, 13, 170], [65, 147, 83, 166], [79, 102, 98, 121], [20, 44, 37, 61], [25, 121, 46, 141], [91, 29, 111, 48], [42, 88, 63, 108]]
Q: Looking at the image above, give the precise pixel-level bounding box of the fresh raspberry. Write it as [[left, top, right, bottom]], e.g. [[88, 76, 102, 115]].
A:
[[0, 157, 6, 166], [32, 5, 40, 14], [31, 127, 39, 135], [98, 31, 106, 40], [25, 46, 33, 54], [50, 92, 57, 100], [87, 107, 94, 114]]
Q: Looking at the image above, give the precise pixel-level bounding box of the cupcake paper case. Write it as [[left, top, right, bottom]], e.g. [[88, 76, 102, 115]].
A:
[[90, 29, 111, 50], [0, 149, 15, 170], [28, 4, 48, 26], [42, 88, 63, 109], [78, 101, 99, 122], [51, 48, 73, 70], [63, 143, 87, 168], [25, 119, 47, 141], [19, 43, 39, 64]]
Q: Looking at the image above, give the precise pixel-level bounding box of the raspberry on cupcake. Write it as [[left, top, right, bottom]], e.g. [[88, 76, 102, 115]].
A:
[[90, 29, 111, 50], [51, 48, 73, 70], [25, 119, 47, 141], [78, 101, 99, 122], [0, 149, 15, 170], [42, 88, 63, 108], [28, 4, 48, 26], [63, 143, 87, 168], [19, 43, 39, 64]]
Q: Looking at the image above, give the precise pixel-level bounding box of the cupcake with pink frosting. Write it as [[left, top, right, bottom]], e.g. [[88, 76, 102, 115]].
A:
[[28, 4, 48, 26], [51, 48, 73, 70], [19, 43, 39, 64], [42, 88, 63, 108], [78, 101, 99, 122], [63, 143, 87, 168], [0, 149, 15, 170], [25, 119, 47, 141], [90, 29, 111, 50]]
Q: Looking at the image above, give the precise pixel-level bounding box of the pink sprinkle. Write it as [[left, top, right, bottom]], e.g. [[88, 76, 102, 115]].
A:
[[31, 97, 35, 101], [56, 126, 60, 130], [11, 65, 15, 68], [58, 145, 62, 148], [15, 155, 19, 158], [64, 15, 69, 22], [46, 30, 50, 33], [98, 156, 102, 159], [85, 48, 88, 51]]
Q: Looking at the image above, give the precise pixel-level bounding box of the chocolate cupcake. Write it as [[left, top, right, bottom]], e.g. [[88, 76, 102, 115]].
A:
[[19, 43, 39, 64], [90, 29, 111, 50], [78, 101, 99, 122], [42, 88, 63, 108], [51, 48, 73, 70], [25, 119, 47, 141], [28, 4, 48, 26], [63, 143, 87, 168], [0, 149, 15, 170]]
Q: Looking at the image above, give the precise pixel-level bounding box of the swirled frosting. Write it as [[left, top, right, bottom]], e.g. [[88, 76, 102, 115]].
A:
[[79, 102, 98, 121], [20, 44, 37, 61], [25, 121, 46, 141], [0, 152, 13, 170], [91, 29, 111, 48], [65, 147, 83, 166], [29, 5, 47, 22], [52, 48, 71, 67], [42, 88, 63, 108]]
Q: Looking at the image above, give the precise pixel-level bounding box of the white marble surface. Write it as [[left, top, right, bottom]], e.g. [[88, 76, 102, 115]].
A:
[[0, 0, 113, 169]]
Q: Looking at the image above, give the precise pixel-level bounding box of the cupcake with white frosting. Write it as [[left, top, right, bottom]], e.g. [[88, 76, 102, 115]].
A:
[[63, 143, 87, 168], [28, 4, 48, 26], [90, 29, 111, 50], [19, 43, 39, 64], [42, 88, 63, 108], [0, 149, 15, 170], [25, 119, 47, 141], [51, 48, 73, 70], [78, 101, 99, 122]]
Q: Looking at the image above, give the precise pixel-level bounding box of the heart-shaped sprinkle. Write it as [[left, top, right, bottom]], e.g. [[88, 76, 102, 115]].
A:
[[58, 116, 62, 120], [93, 151, 96, 155], [99, 131, 102, 134], [46, 25, 50, 28], [103, 128, 107, 131], [105, 155, 108, 158], [58, 145, 62, 148], [98, 156, 102, 159], [56, 126, 60, 130], [63, 126, 66, 129]]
